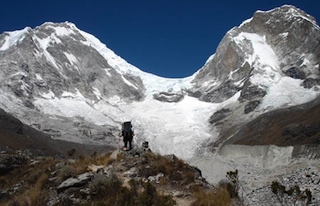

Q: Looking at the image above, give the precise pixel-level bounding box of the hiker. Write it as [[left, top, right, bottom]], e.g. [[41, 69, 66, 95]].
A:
[[120, 121, 134, 151]]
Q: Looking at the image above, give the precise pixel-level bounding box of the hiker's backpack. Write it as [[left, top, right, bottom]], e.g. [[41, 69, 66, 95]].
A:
[[122, 121, 133, 138]]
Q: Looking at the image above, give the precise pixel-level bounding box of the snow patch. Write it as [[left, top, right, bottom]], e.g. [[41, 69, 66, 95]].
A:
[[259, 77, 319, 110], [239, 17, 253, 28], [234, 32, 281, 88], [11, 71, 27, 78], [0, 27, 30, 51], [35, 73, 43, 80], [204, 53, 215, 65], [121, 75, 138, 90], [235, 32, 279, 71], [300, 57, 310, 67], [279, 32, 289, 38], [64, 52, 78, 65], [104, 68, 112, 77], [40, 90, 55, 99], [34, 90, 115, 126], [45, 24, 77, 37], [92, 87, 102, 100], [34, 36, 60, 69]]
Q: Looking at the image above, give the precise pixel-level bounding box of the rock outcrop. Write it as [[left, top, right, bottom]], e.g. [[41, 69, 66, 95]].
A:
[[190, 5, 320, 106]]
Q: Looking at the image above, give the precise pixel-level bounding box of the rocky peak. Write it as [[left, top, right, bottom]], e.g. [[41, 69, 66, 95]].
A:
[[241, 5, 320, 68], [242, 5, 319, 33], [0, 22, 147, 146], [190, 5, 320, 104], [0, 22, 145, 102]]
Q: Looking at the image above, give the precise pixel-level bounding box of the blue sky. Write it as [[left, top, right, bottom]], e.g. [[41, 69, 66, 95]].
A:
[[1, 1, 319, 78]]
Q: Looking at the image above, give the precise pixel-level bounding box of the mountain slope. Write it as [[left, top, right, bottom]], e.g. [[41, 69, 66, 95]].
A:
[[0, 107, 113, 157], [225, 95, 320, 146], [0, 22, 195, 151], [189, 5, 320, 150], [0, 5, 319, 161], [1, 5, 320, 205]]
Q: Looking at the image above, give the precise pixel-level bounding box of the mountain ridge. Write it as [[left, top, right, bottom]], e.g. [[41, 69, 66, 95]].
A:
[[1, 5, 320, 204], [0, 5, 319, 159]]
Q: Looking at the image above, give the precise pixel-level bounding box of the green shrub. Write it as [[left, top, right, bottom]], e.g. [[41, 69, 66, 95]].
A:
[[226, 169, 239, 198], [270, 180, 313, 205]]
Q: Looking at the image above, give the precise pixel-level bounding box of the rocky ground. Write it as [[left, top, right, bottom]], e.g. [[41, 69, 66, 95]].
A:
[[190, 145, 320, 206], [0, 146, 242, 206], [240, 160, 320, 206]]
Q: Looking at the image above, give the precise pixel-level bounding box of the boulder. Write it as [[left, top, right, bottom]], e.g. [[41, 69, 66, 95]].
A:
[[57, 172, 93, 193], [153, 92, 184, 103]]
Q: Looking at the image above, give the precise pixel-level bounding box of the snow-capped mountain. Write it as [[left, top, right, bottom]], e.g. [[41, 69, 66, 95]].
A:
[[0, 5, 319, 162], [0, 21, 197, 156], [189, 5, 320, 150], [1, 5, 320, 204]]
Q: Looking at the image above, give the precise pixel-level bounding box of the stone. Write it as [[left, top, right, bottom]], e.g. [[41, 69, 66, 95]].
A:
[[123, 167, 139, 178], [148, 173, 164, 183], [57, 172, 93, 193]]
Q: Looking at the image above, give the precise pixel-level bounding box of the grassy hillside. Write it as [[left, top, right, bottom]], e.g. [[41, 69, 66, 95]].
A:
[[0, 148, 242, 206]]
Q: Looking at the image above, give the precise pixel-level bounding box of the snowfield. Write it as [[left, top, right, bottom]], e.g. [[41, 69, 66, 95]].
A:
[[122, 96, 218, 159]]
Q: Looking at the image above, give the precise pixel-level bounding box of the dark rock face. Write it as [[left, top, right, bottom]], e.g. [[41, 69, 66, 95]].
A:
[[239, 84, 267, 103], [202, 81, 240, 103], [244, 101, 261, 114], [209, 108, 231, 125], [302, 78, 320, 88], [153, 92, 184, 103], [225, 96, 320, 146], [283, 67, 306, 79], [188, 31, 248, 103]]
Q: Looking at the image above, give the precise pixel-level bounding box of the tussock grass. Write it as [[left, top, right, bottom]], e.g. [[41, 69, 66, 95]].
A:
[[0, 150, 241, 205], [192, 186, 232, 206], [3, 157, 57, 206], [142, 152, 196, 185], [71, 152, 114, 174]]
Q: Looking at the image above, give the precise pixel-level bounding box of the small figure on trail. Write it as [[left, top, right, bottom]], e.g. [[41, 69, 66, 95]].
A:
[[119, 121, 134, 151]]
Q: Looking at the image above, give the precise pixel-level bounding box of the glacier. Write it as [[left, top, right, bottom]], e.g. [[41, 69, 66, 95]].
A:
[[1, 20, 319, 160]]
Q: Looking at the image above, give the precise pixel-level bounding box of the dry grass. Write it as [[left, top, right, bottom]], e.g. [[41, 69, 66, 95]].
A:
[[142, 152, 196, 185], [0, 150, 237, 205], [2, 157, 57, 206], [192, 187, 232, 206], [71, 152, 114, 174]]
